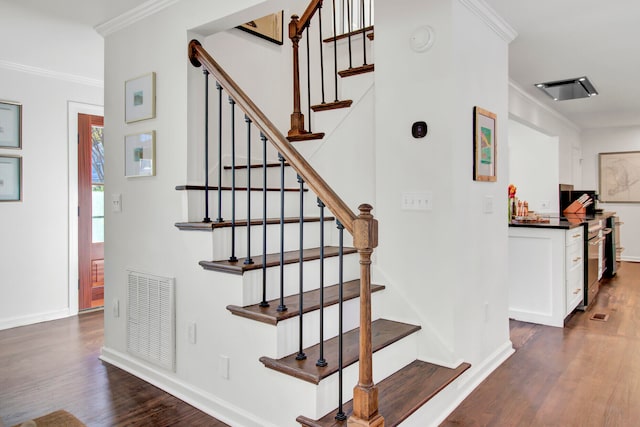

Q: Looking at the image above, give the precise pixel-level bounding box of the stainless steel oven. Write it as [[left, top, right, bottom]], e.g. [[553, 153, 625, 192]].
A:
[[584, 220, 605, 308]]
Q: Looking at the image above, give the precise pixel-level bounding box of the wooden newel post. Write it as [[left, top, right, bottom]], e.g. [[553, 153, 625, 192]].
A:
[[349, 204, 384, 427], [288, 15, 307, 138]]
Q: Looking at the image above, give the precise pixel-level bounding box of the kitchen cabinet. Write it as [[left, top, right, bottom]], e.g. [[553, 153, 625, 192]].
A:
[[508, 224, 584, 327]]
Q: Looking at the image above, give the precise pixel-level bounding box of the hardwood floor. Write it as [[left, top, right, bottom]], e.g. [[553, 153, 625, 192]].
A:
[[0, 311, 228, 427], [442, 261, 640, 426], [2, 262, 638, 426]]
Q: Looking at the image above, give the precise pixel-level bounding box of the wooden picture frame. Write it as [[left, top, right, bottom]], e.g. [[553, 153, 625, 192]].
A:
[[237, 11, 284, 45], [125, 131, 155, 177], [125, 72, 156, 123], [0, 155, 22, 201], [0, 100, 22, 149], [473, 106, 497, 182], [599, 151, 640, 203]]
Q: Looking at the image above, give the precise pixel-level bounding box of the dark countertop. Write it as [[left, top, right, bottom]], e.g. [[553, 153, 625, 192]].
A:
[[509, 211, 616, 230]]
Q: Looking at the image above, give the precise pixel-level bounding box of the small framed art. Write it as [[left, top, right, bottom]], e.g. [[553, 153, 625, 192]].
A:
[[125, 72, 156, 123], [237, 11, 284, 45], [0, 100, 22, 149], [125, 131, 155, 177], [473, 106, 497, 182], [0, 155, 22, 201]]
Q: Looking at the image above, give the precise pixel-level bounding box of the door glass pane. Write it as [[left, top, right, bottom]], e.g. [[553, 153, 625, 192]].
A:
[[91, 126, 104, 243]]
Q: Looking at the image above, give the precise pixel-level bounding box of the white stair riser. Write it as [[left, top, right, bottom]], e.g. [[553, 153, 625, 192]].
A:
[[240, 252, 361, 306], [311, 332, 417, 419], [222, 166, 299, 188], [274, 292, 384, 358], [209, 220, 339, 260], [187, 188, 319, 221]]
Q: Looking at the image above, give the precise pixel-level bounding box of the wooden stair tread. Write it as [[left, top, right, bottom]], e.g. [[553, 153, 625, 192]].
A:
[[223, 162, 290, 169], [287, 132, 325, 142], [311, 100, 353, 112], [323, 26, 374, 43], [297, 360, 471, 427], [175, 185, 305, 192], [227, 280, 385, 325], [199, 246, 357, 275], [259, 319, 421, 384], [338, 64, 374, 78], [175, 216, 335, 231]]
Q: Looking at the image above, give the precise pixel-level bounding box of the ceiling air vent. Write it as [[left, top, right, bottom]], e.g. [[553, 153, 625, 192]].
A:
[[535, 76, 598, 101]]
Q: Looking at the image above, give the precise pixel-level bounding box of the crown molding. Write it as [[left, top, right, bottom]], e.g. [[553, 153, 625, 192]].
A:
[[458, 0, 518, 43], [95, 0, 181, 37], [509, 79, 581, 132], [0, 59, 103, 88]]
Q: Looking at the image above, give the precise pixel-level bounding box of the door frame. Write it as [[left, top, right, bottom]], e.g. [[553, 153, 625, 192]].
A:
[[68, 102, 103, 315]]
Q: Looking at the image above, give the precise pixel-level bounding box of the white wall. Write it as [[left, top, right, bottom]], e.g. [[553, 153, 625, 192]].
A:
[[582, 126, 640, 261], [508, 119, 559, 215], [373, 0, 512, 372], [508, 82, 582, 187], [0, 6, 103, 330]]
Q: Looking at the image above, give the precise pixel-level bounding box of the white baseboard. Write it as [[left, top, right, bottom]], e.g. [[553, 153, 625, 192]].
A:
[[0, 308, 71, 331], [99, 347, 279, 427], [402, 339, 515, 427], [620, 256, 640, 263]]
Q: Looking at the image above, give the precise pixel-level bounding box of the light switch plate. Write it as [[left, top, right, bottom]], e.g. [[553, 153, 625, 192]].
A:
[[483, 196, 494, 213], [111, 193, 122, 212], [402, 192, 433, 211]]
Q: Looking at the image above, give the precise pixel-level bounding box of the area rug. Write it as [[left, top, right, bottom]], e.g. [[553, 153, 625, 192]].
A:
[[10, 410, 85, 427]]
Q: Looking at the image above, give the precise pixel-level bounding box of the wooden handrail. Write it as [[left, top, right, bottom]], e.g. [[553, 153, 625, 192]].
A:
[[189, 39, 356, 235], [295, 0, 323, 35]]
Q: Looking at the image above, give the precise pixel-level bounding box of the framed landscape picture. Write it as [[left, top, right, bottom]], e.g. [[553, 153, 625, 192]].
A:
[[237, 11, 284, 45], [599, 151, 640, 203], [0, 155, 22, 201], [125, 72, 156, 123], [0, 100, 22, 149], [125, 131, 155, 177], [473, 106, 497, 182]]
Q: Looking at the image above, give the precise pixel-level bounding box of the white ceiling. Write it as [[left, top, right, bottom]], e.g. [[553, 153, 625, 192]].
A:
[[6, 0, 639, 130], [484, 0, 640, 129]]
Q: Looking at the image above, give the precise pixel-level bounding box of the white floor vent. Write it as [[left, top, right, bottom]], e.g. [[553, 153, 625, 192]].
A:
[[127, 270, 175, 371]]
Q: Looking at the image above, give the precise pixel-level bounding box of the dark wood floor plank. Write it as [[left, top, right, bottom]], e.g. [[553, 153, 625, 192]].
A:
[[227, 280, 386, 325], [0, 311, 228, 427], [442, 262, 640, 427]]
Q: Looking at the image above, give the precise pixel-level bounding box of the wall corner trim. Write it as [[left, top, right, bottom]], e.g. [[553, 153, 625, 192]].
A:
[[509, 79, 582, 132], [458, 0, 518, 43], [0, 59, 103, 88], [95, 0, 181, 37]]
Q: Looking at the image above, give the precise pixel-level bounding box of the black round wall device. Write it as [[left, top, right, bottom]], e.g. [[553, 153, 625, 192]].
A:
[[412, 121, 428, 138]]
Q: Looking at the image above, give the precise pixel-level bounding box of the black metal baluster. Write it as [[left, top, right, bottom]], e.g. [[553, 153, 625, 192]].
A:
[[305, 24, 312, 132], [345, 0, 353, 70], [229, 97, 238, 262], [244, 115, 253, 265], [317, 5, 326, 105], [203, 70, 211, 223], [277, 153, 287, 312], [259, 133, 269, 308], [335, 219, 346, 421], [316, 198, 327, 367], [331, 0, 339, 102], [361, 0, 367, 66], [216, 83, 224, 223], [296, 174, 306, 361]]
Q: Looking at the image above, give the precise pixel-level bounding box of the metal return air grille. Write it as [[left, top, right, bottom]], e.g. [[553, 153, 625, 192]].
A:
[[127, 271, 176, 371]]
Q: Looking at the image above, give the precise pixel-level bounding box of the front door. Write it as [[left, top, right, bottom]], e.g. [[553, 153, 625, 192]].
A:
[[78, 113, 104, 310]]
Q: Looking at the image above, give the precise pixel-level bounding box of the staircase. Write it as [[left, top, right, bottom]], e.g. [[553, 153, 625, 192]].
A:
[[175, 2, 470, 425]]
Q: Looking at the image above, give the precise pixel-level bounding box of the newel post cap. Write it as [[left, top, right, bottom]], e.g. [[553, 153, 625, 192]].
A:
[[353, 204, 378, 250]]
